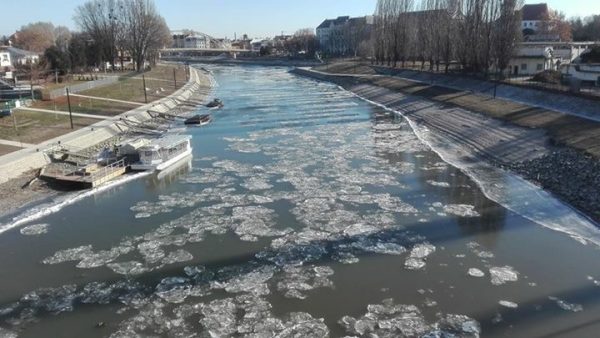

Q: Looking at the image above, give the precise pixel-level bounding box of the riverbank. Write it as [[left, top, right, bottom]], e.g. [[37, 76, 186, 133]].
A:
[[291, 67, 600, 223], [0, 65, 213, 218]]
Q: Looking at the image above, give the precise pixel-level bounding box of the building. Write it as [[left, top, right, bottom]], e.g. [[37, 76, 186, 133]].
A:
[[521, 3, 548, 33], [250, 39, 272, 54], [184, 33, 210, 49], [0, 46, 39, 66], [316, 15, 373, 56], [0, 50, 10, 68], [508, 41, 596, 76]]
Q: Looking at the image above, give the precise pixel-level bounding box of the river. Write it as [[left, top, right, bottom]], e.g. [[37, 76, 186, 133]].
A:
[[1, 65, 600, 337]]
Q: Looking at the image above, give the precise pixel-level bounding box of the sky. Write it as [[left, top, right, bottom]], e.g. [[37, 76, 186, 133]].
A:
[[1, 0, 599, 38]]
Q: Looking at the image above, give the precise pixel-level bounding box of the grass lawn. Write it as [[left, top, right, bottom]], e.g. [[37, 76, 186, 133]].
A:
[[0, 64, 189, 153], [0, 109, 97, 144]]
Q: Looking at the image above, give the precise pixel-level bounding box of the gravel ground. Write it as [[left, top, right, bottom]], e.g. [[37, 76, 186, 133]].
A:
[[510, 149, 600, 222], [0, 170, 56, 219]]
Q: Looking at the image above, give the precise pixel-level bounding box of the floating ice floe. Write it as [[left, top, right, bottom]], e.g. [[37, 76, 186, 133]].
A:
[[489, 266, 519, 285], [427, 180, 451, 188], [339, 298, 480, 337], [443, 204, 480, 217], [405, 243, 436, 270], [0, 327, 17, 338], [548, 296, 583, 312], [499, 300, 519, 308], [19, 223, 49, 236], [42, 245, 93, 265], [468, 268, 485, 278], [276, 265, 334, 299]]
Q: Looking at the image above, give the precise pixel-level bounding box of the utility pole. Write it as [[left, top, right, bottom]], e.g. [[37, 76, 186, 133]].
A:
[[173, 68, 177, 89], [12, 108, 18, 134], [142, 74, 148, 103], [30, 72, 34, 101], [66, 88, 74, 129]]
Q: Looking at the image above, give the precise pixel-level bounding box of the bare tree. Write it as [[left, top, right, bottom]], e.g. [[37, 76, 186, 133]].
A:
[[121, 0, 171, 71], [14, 22, 56, 52], [494, 0, 523, 77], [74, 0, 121, 70]]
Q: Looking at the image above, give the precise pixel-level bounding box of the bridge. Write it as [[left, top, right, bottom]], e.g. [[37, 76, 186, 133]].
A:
[[166, 30, 251, 53]]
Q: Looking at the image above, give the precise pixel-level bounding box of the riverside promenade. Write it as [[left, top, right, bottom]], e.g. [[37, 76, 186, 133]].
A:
[[0, 65, 211, 185]]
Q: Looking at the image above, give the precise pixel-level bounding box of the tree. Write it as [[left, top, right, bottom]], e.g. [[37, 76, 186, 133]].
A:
[[494, 0, 523, 77], [54, 26, 72, 52], [121, 0, 171, 71], [570, 15, 600, 42], [44, 46, 71, 75], [540, 10, 572, 41], [285, 28, 319, 57], [14, 22, 56, 52]]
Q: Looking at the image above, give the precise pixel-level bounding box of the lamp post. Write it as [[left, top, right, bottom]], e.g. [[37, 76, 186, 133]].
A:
[[142, 74, 148, 103], [66, 87, 74, 129]]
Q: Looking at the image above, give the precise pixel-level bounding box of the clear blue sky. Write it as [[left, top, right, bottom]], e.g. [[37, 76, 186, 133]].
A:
[[1, 0, 599, 38]]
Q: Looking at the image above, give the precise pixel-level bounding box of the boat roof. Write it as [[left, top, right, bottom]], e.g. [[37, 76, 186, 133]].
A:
[[139, 135, 191, 151]]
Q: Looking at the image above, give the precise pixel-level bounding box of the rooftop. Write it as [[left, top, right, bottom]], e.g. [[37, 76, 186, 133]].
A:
[[522, 3, 549, 21]]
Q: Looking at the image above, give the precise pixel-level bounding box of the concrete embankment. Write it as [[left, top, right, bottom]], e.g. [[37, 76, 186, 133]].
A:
[[291, 67, 600, 223], [0, 66, 212, 185], [291, 68, 550, 165], [371, 66, 600, 122]]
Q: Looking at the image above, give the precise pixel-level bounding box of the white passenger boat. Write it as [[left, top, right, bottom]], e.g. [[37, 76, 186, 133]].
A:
[[131, 135, 192, 171]]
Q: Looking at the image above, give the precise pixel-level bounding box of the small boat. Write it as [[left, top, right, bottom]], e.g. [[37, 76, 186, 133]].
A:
[[131, 135, 192, 171], [184, 114, 211, 126], [206, 98, 223, 109]]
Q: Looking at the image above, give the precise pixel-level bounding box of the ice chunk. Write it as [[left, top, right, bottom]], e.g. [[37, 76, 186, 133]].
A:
[[427, 180, 451, 188], [443, 204, 480, 217], [241, 177, 273, 191], [548, 296, 583, 312], [410, 243, 436, 259], [107, 261, 149, 275], [20, 223, 49, 236], [42, 245, 93, 265], [276, 265, 334, 299], [161, 249, 193, 265], [340, 299, 480, 337], [489, 266, 519, 285], [499, 300, 518, 308], [0, 327, 18, 338], [405, 258, 426, 270], [468, 268, 485, 278]]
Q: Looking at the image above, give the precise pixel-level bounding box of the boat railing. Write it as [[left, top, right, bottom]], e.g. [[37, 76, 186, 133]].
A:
[[90, 159, 127, 181]]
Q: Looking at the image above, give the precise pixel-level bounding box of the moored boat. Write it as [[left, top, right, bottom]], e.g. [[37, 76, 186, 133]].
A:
[[131, 135, 192, 171], [206, 98, 223, 109], [184, 114, 211, 126]]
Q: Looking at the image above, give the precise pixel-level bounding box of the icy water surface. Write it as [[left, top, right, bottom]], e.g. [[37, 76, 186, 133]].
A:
[[1, 65, 600, 337]]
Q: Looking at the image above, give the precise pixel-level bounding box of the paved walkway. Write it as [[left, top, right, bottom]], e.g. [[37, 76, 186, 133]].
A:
[[68, 93, 145, 106], [16, 107, 111, 120], [0, 139, 34, 148]]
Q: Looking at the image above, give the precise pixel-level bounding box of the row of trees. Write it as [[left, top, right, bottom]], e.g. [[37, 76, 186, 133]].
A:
[[570, 15, 600, 42], [372, 0, 523, 76], [4, 0, 170, 75], [74, 0, 170, 72]]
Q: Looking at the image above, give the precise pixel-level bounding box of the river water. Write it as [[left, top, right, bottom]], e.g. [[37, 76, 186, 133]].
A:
[[1, 65, 600, 337]]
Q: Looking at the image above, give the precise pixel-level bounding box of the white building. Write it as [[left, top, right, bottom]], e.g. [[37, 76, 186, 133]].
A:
[[521, 3, 548, 33], [316, 16, 373, 56], [184, 33, 210, 49], [509, 42, 596, 76], [0, 51, 10, 68], [0, 46, 39, 66]]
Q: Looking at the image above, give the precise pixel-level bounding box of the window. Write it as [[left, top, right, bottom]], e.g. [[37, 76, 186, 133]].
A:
[[521, 64, 528, 71], [537, 64, 543, 71]]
